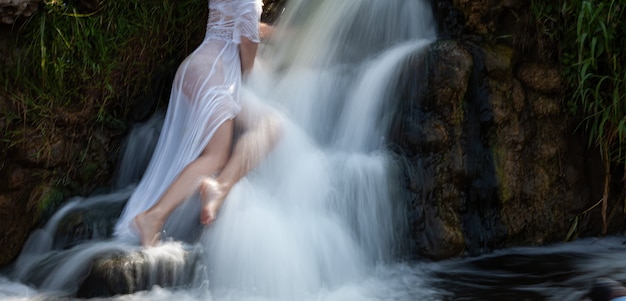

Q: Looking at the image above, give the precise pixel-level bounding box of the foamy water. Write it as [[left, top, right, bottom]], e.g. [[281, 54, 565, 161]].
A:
[[0, 0, 445, 300], [3, 1, 626, 300]]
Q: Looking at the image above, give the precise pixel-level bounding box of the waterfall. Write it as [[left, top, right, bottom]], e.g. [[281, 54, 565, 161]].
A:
[[2, 0, 438, 300], [198, 1, 435, 297]]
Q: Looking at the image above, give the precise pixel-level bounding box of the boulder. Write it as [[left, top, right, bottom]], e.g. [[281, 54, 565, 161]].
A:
[[394, 38, 604, 259], [76, 246, 203, 298], [0, 0, 39, 24]]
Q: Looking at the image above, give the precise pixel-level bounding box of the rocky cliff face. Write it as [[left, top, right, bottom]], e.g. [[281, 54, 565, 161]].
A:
[[391, 0, 613, 259], [394, 40, 601, 259], [0, 0, 39, 24]]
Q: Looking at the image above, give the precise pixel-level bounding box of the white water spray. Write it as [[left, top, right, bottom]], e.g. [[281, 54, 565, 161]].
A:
[[197, 0, 436, 298], [3, 0, 437, 300]]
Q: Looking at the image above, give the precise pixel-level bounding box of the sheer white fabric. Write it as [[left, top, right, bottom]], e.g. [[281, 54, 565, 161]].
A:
[[114, 0, 262, 243]]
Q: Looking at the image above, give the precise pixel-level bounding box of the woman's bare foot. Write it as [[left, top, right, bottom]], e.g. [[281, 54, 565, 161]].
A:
[[199, 177, 227, 225], [134, 212, 163, 247]]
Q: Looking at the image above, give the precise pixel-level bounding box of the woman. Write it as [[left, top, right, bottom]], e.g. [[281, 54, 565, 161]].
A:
[[114, 0, 265, 247]]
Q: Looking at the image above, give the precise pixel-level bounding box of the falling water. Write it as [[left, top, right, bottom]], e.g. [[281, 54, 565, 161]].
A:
[[1, 0, 438, 299], [4, 0, 626, 300], [195, 0, 436, 298]]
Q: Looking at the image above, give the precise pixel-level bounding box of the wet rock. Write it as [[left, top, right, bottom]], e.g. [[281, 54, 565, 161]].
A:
[[416, 206, 465, 260], [400, 118, 449, 153], [483, 44, 514, 75], [432, 0, 465, 39], [76, 246, 203, 298], [0, 0, 40, 24], [426, 40, 473, 125], [5, 165, 30, 191], [397, 36, 597, 258], [53, 198, 126, 249], [0, 191, 37, 265], [531, 94, 562, 117], [516, 63, 564, 94], [452, 0, 493, 34], [13, 129, 72, 168], [395, 40, 475, 259]]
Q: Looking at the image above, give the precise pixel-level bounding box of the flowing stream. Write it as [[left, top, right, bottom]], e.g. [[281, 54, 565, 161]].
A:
[[2, 0, 626, 300]]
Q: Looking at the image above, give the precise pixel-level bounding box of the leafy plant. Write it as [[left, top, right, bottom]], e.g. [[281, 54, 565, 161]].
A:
[[568, 0, 625, 233], [0, 0, 207, 206], [2, 0, 206, 130], [532, 0, 625, 234]]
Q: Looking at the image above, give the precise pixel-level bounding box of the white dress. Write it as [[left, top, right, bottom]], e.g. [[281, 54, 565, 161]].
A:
[[113, 0, 262, 243]]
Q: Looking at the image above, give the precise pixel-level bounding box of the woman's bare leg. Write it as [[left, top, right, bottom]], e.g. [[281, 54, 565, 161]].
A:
[[135, 119, 235, 246], [199, 105, 283, 225]]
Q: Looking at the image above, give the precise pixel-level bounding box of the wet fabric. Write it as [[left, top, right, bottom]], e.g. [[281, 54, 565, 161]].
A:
[[113, 0, 262, 243]]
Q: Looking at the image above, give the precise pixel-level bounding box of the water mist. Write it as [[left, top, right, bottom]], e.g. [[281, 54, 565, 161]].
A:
[[199, 0, 436, 297], [2, 0, 437, 300]]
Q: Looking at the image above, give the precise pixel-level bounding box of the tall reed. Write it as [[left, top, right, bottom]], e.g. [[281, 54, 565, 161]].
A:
[[1, 0, 206, 134], [0, 0, 206, 208], [532, 0, 626, 234]]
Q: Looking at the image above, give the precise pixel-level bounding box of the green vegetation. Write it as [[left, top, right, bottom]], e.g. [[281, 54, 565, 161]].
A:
[[1, 0, 206, 138], [0, 0, 207, 211], [38, 185, 66, 223], [532, 0, 625, 233]]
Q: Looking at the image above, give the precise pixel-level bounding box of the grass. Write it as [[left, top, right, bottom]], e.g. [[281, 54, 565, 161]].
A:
[[0, 0, 207, 207], [532, 0, 626, 234], [3, 0, 206, 128]]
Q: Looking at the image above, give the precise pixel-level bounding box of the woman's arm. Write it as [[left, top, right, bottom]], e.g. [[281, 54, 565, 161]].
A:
[[239, 37, 258, 75], [260, 22, 274, 41], [240, 22, 275, 74]]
